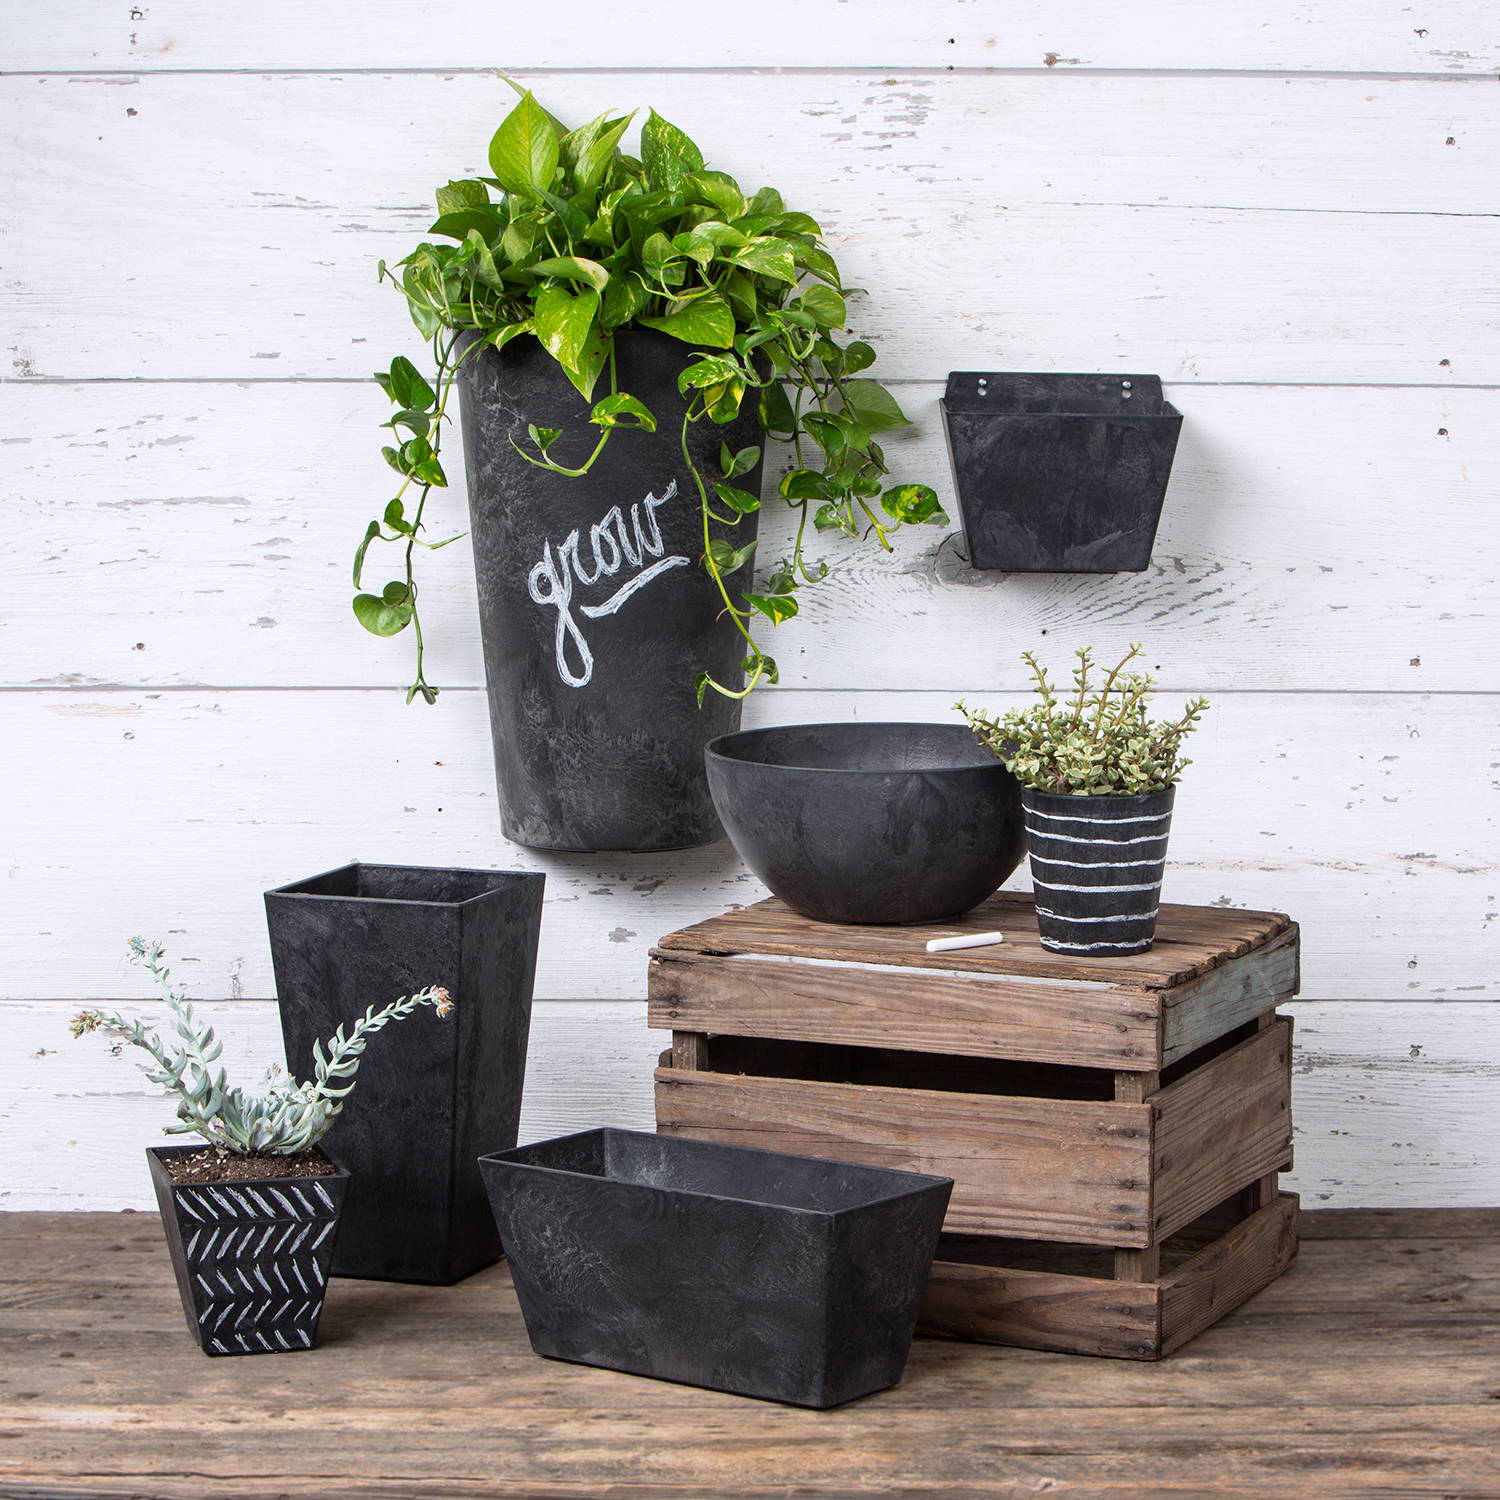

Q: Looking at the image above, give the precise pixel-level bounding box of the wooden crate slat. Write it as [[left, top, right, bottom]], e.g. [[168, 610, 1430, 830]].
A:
[[1160, 926, 1301, 1065], [654, 1066, 1153, 1246], [1152, 1020, 1294, 1240], [656, 894, 1292, 988], [920, 1193, 1300, 1360], [1158, 1194, 1301, 1356], [648, 950, 1162, 1070], [918, 1260, 1162, 1360]]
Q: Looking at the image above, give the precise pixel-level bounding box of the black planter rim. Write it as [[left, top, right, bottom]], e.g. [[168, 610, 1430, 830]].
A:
[[941, 371, 1182, 420], [146, 1142, 351, 1187], [266, 861, 544, 909], [480, 1127, 954, 1220], [707, 722, 1004, 778]]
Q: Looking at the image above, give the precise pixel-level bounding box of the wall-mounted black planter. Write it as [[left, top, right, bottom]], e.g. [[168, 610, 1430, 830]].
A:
[[1023, 786, 1175, 955], [147, 1146, 347, 1356], [941, 372, 1182, 572], [479, 1128, 952, 1408], [459, 329, 764, 852], [705, 722, 1025, 924], [265, 863, 544, 1284]]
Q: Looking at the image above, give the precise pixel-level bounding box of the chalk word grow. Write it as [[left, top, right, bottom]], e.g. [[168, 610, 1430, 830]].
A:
[[527, 480, 688, 688]]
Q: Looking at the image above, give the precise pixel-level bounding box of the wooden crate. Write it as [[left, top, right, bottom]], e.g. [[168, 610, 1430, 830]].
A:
[[649, 892, 1300, 1359]]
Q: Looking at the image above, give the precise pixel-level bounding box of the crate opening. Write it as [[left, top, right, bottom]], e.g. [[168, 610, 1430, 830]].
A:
[[936, 1187, 1263, 1282], [691, 1020, 1260, 1104]]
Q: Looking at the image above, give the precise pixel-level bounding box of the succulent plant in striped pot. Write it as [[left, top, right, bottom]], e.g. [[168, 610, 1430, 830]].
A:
[[957, 646, 1209, 955], [71, 939, 452, 1355]]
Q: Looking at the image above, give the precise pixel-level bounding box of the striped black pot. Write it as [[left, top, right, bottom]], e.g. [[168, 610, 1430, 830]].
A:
[[1021, 786, 1175, 955], [147, 1146, 348, 1356]]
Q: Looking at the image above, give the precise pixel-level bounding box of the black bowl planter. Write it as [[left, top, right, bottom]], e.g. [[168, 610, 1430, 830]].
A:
[[478, 1128, 952, 1408], [147, 1146, 348, 1356], [705, 722, 1025, 924], [459, 328, 765, 852], [1023, 786, 1176, 955], [940, 372, 1182, 572], [265, 863, 544, 1284]]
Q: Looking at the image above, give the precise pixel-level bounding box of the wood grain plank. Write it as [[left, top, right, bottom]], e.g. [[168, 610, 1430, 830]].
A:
[[1159, 1193, 1300, 1355], [658, 895, 1291, 988], [1153, 1021, 1295, 1238], [9, 383, 1496, 697], [648, 950, 1163, 1069], [919, 1259, 1162, 1359], [1161, 927, 1300, 1064], [1, 1210, 1497, 1499], [4, 75, 1499, 382], [654, 1067, 1154, 1244], [10, 2, 1500, 73]]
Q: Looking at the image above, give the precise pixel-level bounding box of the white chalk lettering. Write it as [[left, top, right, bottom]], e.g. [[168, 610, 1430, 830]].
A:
[[527, 481, 687, 687]]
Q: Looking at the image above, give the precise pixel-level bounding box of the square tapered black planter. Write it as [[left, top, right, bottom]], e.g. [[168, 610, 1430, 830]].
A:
[[479, 1128, 953, 1408], [148, 1145, 348, 1356], [265, 863, 544, 1284], [941, 371, 1182, 572]]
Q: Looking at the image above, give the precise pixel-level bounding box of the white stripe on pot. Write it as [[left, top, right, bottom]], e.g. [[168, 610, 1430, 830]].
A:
[[1024, 807, 1172, 828], [1040, 936, 1154, 952], [1032, 877, 1166, 894], [1035, 906, 1160, 923], [1029, 854, 1167, 871], [1024, 825, 1171, 846]]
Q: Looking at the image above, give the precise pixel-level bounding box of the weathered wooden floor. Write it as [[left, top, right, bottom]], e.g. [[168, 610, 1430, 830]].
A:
[[1, 1209, 1496, 1499]]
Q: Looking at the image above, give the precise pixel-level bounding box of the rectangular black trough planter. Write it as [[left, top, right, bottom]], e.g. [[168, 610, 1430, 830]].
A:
[[941, 371, 1182, 572], [265, 863, 544, 1285], [478, 1128, 953, 1408]]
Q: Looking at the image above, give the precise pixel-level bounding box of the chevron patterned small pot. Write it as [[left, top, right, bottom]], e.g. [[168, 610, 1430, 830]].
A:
[[147, 1146, 349, 1356], [1022, 785, 1176, 956]]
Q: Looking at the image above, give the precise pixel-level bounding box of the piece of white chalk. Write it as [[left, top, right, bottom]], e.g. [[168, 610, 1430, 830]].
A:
[[925, 931, 1006, 953]]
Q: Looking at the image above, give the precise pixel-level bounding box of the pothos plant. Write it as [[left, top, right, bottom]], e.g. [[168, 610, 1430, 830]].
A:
[[71, 938, 452, 1157], [353, 89, 946, 706], [956, 645, 1211, 797]]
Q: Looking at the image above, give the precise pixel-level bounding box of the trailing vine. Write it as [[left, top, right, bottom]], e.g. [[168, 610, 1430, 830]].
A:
[[354, 89, 946, 705]]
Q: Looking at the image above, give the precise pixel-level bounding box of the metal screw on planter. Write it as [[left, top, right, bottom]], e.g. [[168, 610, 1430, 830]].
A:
[[940, 372, 1182, 572], [479, 1129, 953, 1408], [265, 863, 544, 1284]]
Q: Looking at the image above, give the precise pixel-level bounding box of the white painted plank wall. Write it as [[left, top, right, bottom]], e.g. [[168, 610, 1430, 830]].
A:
[[3, 1, 1496, 1209], [6, 1001, 1498, 1213]]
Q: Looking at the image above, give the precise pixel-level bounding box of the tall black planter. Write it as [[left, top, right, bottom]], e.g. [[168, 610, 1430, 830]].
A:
[[147, 1146, 348, 1356], [479, 1129, 952, 1408], [265, 863, 544, 1284], [1022, 786, 1175, 955], [941, 372, 1181, 572], [459, 329, 765, 851]]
